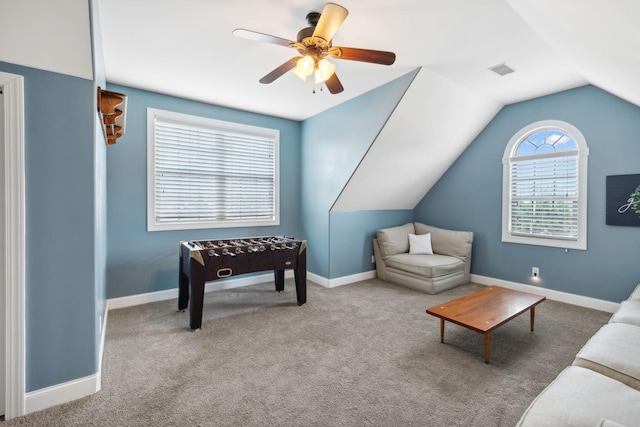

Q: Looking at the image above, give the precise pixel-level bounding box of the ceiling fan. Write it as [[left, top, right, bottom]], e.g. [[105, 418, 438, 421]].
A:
[[232, 2, 396, 94]]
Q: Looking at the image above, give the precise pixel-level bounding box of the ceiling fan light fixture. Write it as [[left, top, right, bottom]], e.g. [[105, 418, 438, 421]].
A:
[[234, 3, 395, 95], [314, 58, 336, 83], [292, 66, 308, 82], [293, 55, 315, 81]]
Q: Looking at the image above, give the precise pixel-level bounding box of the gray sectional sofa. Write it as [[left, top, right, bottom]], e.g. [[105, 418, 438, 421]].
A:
[[372, 222, 473, 294], [516, 283, 640, 427]]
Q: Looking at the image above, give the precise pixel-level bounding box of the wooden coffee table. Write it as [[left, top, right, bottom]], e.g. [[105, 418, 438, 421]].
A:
[[426, 286, 546, 363]]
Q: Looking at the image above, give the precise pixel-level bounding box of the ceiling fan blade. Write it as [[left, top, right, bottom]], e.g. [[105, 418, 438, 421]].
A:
[[312, 3, 348, 42], [259, 57, 300, 84], [330, 47, 396, 65], [233, 29, 295, 48], [325, 73, 344, 94]]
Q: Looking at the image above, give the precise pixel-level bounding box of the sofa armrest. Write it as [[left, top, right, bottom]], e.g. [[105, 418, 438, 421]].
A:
[[414, 222, 473, 261], [629, 282, 640, 301], [372, 238, 388, 281]]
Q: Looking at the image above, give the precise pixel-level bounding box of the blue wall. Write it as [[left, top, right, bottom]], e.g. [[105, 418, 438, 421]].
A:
[[105, 84, 302, 298], [414, 85, 640, 302], [0, 62, 99, 392], [329, 210, 413, 277], [301, 69, 419, 278]]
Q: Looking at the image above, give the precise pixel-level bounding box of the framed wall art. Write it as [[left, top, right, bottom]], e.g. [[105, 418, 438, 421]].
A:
[[606, 174, 640, 226]]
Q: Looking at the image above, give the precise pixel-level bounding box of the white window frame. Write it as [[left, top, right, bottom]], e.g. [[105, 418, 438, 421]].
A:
[[147, 108, 280, 231], [502, 120, 588, 250]]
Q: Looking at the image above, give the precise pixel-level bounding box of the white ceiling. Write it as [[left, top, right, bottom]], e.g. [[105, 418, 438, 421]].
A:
[[95, 0, 640, 121], [2, 0, 639, 211], [0, 0, 93, 80]]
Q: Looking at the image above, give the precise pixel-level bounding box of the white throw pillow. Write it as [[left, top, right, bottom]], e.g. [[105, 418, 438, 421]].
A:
[[409, 233, 433, 255]]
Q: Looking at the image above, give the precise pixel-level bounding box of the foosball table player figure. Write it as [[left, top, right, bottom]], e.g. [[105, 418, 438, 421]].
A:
[[178, 236, 307, 329]]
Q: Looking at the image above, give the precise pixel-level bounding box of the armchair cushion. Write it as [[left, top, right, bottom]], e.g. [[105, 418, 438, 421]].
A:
[[376, 222, 415, 259], [414, 222, 473, 260], [385, 253, 465, 278]]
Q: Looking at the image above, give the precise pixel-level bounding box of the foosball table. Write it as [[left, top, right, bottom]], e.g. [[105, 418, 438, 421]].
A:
[[178, 236, 307, 329]]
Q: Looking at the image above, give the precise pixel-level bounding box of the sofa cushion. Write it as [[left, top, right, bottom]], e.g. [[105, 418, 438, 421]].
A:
[[409, 233, 433, 255], [609, 301, 640, 327], [573, 323, 640, 391], [414, 222, 472, 260], [385, 253, 464, 278], [516, 366, 640, 427], [376, 223, 415, 259], [597, 420, 630, 427], [629, 283, 640, 301]]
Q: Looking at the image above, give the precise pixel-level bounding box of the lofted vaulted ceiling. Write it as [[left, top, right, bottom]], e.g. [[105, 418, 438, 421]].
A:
[[2, 0, 639, 211], [95, 0, 640, 120]]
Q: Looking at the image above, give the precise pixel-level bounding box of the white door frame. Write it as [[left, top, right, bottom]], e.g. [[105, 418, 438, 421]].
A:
[[1, 71, 26, 420]]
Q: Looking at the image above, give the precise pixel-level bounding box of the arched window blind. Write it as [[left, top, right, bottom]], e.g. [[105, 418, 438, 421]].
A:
[[502, 120, 588, 250], [147, 108, 279, 231]]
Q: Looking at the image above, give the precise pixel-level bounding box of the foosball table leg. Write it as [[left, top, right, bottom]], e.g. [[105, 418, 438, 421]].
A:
[[189, 263, 206, 330], [274, 270, 285, 292], [178, 270, 190, 312], [294, 248, 307, 305], [294, 269, 306, 305]]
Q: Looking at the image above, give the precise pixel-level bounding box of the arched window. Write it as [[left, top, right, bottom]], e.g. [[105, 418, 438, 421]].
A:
[[502, 120, 588, 250]]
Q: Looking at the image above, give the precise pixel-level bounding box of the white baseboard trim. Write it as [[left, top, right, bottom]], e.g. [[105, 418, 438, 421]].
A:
[[25, 270, 305, 415], [23, 304, 109, 415], [309, 270, 377, 288], [24, 373, 100, 416], [97, 305, 108, 385], [24, 271, 617, 416], [471, 274, 620, 313], [107, 271, 294, 310], [108, 269, 378, 310]]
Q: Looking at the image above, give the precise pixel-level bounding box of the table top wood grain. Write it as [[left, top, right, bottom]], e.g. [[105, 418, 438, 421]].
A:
[[426, 286, 546, 334]]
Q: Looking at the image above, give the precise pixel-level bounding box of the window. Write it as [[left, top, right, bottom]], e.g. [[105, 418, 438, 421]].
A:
[[147, 108, 279, 231], [502, 120, 588, 250]]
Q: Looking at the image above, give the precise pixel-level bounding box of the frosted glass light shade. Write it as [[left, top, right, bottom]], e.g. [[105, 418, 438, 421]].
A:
[[292, 67, 308, 81], [292, 55, 315, 81], [314, 58, 336, 83]]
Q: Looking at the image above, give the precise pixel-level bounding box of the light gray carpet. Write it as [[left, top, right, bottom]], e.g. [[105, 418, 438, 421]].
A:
[[6, 280, 611, 426]]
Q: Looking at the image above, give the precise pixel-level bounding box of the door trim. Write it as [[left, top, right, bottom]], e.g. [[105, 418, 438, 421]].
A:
[[1, 71, 26, 420]]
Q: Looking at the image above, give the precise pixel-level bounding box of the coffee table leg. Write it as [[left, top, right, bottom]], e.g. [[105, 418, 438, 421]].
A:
[[530, 306, 536, 331], [440, 318, 445, 343], [484, 333, 491, 364]]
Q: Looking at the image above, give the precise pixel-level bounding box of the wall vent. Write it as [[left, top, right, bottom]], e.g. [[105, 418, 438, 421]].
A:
[[488, 63, 515, 76]]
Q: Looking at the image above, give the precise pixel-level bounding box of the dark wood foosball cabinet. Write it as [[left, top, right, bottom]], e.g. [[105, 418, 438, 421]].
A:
[[178, 236, 307, 330]]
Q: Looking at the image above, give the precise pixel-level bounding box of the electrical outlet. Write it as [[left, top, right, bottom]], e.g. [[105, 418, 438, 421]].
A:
[[371, 255, 375, 263], [532, 267, 539, 278]]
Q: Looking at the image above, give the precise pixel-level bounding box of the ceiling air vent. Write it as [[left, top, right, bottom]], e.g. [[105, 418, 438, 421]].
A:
[[488, 63, 515, 76]]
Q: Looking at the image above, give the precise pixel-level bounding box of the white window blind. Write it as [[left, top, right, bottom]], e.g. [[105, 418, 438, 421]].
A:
[[502, 120, 588, 250], [147, 109, 279, 231], [509, 153, 579, 240]]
